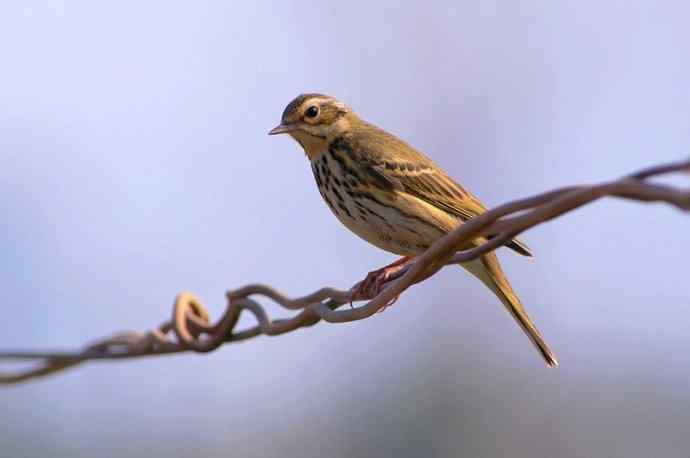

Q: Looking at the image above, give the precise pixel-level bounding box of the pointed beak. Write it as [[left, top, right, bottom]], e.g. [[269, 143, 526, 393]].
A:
[[268, 123, 294, 136]]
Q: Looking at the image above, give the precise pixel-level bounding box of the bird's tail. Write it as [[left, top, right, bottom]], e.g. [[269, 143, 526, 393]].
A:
[[461, 253, 558, 367]]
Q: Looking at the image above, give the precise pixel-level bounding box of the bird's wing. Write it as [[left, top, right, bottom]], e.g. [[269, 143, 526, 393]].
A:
[[347, 124, 533, 257]]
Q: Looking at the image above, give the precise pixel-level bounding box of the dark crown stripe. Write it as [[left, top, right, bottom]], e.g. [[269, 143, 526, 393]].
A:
[[282, 93, 327, 122]]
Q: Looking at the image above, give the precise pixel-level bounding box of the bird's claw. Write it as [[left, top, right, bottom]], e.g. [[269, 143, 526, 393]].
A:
[[349, 257, 412, 310]]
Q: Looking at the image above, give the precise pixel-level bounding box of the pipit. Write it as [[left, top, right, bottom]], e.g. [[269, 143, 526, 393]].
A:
[[269, 93, 557, 367]]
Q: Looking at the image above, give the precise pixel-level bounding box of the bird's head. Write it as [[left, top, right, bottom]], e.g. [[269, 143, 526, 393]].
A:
[[268, 93, 353, 158]]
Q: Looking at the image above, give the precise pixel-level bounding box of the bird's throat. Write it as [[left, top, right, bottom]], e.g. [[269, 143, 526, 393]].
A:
[[290, 131, 329, 160]]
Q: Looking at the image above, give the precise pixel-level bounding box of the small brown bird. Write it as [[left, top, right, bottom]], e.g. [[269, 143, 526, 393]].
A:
[[269, 93, 557, 367]]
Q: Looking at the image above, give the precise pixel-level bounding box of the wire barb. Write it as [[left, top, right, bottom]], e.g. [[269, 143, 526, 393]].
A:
[[1, 159, 689, 384]]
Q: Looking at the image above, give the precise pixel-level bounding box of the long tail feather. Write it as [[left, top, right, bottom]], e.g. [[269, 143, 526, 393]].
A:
[[462, 254, 558, 367]]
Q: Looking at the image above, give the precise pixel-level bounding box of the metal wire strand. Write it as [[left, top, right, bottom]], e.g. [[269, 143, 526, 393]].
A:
[[1, 159, 688, 384]]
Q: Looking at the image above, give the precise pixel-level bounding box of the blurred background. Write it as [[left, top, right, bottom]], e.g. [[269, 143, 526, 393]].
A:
[[1, 1, 689, 457]]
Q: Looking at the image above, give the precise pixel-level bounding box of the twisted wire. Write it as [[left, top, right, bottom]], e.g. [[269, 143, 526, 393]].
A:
[[1, 159, 688, 384]]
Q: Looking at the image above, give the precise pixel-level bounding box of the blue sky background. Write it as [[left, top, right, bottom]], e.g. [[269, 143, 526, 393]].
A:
[[2, 2, 689, 457]]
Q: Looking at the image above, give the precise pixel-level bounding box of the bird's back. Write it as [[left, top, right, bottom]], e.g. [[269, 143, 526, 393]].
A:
[[336, 117, 533, 256]]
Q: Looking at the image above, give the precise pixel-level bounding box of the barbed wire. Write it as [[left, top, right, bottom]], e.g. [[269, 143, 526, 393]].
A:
[[1, 159, 688, 384]]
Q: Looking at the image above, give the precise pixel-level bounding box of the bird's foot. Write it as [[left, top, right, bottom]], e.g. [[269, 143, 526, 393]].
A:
[[350, 257, 412, 309]]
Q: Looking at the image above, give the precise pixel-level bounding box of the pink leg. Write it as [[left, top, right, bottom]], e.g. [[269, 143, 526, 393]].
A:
[[351, 256, 413, 307]]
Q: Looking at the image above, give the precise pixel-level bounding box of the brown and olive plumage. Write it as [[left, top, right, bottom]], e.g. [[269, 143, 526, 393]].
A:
[[269, 93, 557, 367]]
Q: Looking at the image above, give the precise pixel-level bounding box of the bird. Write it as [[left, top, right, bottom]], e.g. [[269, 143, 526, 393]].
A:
[[268, 93, 557, 367]]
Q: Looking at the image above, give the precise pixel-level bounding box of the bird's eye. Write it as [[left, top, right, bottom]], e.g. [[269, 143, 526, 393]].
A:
[[305, 106, 319, 118]]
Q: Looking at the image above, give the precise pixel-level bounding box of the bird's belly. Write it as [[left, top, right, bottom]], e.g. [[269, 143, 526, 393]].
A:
[[318, 186, 453, 257], [310, 155, 460, 257], [331, 201, 440, 257]]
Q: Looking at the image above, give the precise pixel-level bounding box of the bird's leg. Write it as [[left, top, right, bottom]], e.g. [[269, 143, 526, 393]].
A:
[[351, 256, 413, 307]]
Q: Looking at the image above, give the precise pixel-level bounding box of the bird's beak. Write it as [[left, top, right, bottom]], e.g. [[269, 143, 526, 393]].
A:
[[268, 123, 295, 136]]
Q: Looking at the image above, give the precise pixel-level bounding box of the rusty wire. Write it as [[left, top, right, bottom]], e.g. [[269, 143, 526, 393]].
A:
[[1, 159, 688, 384]]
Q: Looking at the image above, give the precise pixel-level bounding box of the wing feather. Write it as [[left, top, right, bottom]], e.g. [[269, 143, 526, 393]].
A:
[[343, 122, 533, 257]]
